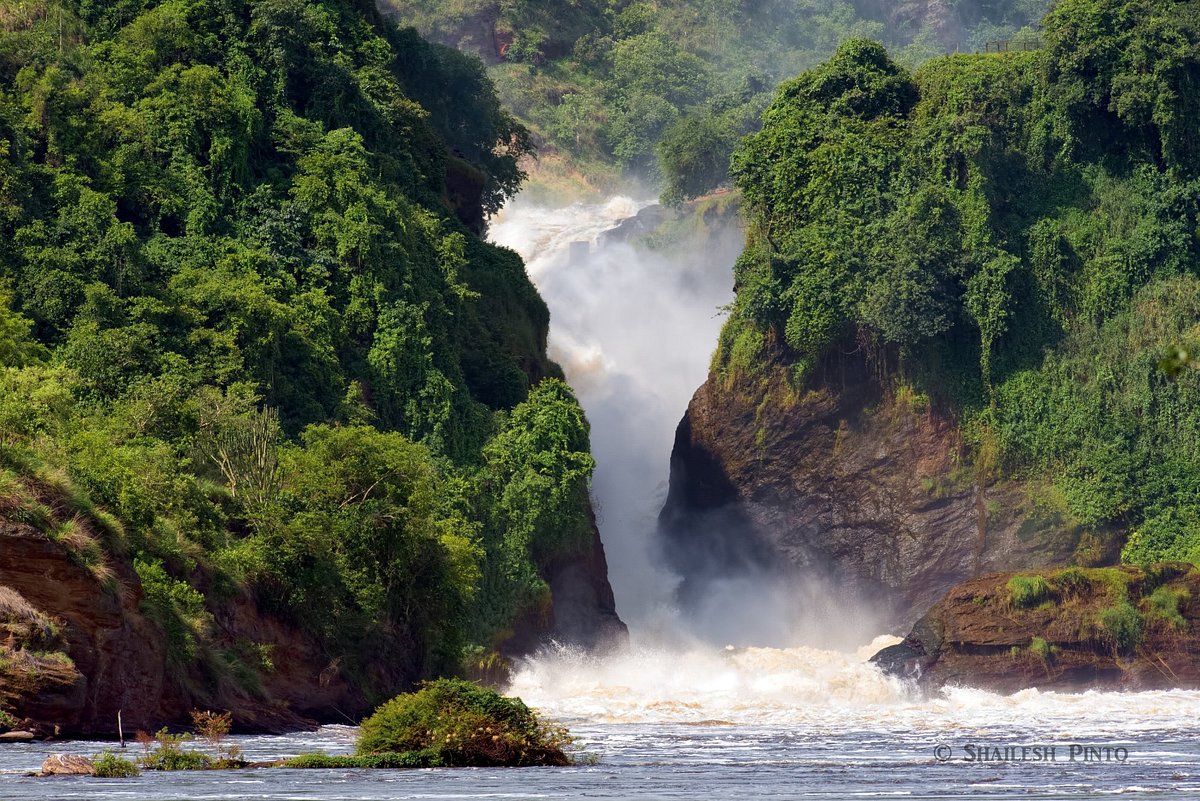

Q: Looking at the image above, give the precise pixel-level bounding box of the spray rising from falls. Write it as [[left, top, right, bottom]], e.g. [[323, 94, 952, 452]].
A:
[[508, 639, 1200, 734], [491, 195, 739, 626], [490, 196, 1200, 731]]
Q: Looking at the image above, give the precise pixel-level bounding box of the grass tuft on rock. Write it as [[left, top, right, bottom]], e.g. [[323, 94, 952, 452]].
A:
[[283, 751, 446, 769], [1007, 575, 1055, 609], [355, 679, 570, 767], [1144, 586, 1189, 631], [1098, 601, 1144, 652]]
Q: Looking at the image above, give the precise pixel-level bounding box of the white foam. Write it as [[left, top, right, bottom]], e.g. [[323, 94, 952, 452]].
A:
[[510, 640, 1200, 735]]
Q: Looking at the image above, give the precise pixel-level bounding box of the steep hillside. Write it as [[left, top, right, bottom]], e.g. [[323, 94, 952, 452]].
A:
[[662, 0, 1200, 630], [0, 0, 623, 735], [380, 0, 1051, 199]]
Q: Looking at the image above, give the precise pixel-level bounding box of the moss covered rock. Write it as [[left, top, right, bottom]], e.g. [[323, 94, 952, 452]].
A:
[[874, 564, 1200, 692]]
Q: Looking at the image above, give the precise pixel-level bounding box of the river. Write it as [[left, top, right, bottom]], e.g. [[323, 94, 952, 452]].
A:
[[2, 199, 1199, 799]]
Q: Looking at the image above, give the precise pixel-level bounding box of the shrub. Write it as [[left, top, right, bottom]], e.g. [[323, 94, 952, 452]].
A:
[[93, 751, 140, 778], [1007, 575, 1055, 609], [1098, 601, 1144, 652], [0, 708, 17, 730], [1144, 586, 1189, 631], [139, 729, 214, 771], [356, 679, 570, 767], [191, 710, 233, 759], [1029, 636, 1052, 662], [1052, 567, 1090, 597]]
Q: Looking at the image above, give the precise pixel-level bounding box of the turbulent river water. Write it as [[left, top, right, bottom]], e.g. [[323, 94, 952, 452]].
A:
[[3, 199, 1200, 800]]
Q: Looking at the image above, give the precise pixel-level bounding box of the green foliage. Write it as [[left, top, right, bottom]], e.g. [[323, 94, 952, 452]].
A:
[[283, 751, 445, 769], [1029, 636, 1052, 661], [468, 379, 595, 638], [721, 4, 1200, 565], [1098, 600, 1144, 652], [383, 0, 1049, 195], [0, 0, 594, 708], [139, 729, 214, 771], [1144, 585, 1189, 631], [1008, 575, 1055, 608], [356, 678, 570, 767], [93, 751, 141, 778], [0, 287, 48, 367], [134, 557, 210, 670]]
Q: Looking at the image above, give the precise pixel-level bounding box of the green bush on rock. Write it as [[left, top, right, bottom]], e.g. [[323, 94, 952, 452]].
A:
[[1098, 601, 1145, 652], [1007, 576, 1055, 609], [355, 679, 570, 767], [92, 751, 140, 778]]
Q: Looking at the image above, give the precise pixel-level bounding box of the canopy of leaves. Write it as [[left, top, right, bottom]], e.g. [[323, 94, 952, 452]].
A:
[[0, 0, 594, 705], [382, 0, 1052, 197], [723, 1, 1200, 565]]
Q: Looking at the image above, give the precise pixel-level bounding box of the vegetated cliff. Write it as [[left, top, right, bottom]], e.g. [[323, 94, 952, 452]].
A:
[[0, 0, 623, 736], [660, 353, 1110, 631], [0, 512, 622, 736], [873, 564, 1200, 692], [0, 518, 331, 735], [660, 2, 1200, 645]]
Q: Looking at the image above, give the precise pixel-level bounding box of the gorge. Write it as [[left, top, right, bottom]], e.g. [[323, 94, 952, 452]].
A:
[[3, 0, 1200, 798]]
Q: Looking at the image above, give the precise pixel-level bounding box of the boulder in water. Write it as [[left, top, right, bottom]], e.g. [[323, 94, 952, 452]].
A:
[[40, 754, 95, 775]]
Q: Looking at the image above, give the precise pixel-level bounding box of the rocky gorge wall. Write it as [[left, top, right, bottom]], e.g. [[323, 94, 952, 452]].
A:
[[0, 513, 622, 737], [873, 564, 1200, 692], [659, 356, 1118, 635]]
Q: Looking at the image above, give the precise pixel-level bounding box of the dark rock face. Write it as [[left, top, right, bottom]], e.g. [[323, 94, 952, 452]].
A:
[[503, 510, 628, 657], [544, 518, 628, 649], [1, 512, 624, 736], [660, 361, 1112, 632], [873, 565, 1200, 692], [0, 520, 356, 735]]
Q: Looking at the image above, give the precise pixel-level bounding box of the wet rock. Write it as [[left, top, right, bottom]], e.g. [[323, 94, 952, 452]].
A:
[[660, 356, 1106, 631], [40, 754, 95, 776], [598, 204, 667, 247], [502, 505, 628, 657], [0, 731, 35, 742], [874, 565, 1200, 692]]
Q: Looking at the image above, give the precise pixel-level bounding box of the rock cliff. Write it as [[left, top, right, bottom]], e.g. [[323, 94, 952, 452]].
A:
[[0, 511, 623, 737], [659, 357, 1115, 632], [873, 564, 1200, 692]]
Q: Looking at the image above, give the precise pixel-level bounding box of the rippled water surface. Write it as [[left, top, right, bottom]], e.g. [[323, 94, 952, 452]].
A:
[[4, 641, 1200, 800], [2, 720, 1199, 800]]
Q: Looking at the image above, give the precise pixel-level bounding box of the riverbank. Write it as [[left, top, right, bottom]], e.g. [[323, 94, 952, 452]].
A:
[[874, 564, 1200, 693]]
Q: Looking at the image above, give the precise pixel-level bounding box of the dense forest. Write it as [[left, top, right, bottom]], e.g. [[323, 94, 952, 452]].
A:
[[718, 0, 1200, 566], [0, 0, 604, 712], [381, 0, 1051, 199]]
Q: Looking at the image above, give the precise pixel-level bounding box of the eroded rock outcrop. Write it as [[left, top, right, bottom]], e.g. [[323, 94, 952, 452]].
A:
[[660, 359, 1114, 631], [0, 520, 178, 737], [0, 508, 623, 736], [873, 564, 1200, 692], [504, 509, 627, 657]]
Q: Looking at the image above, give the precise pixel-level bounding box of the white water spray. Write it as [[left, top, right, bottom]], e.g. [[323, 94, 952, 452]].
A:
[[490, 196, 1200, 734], [491, 195, 738, 624]]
